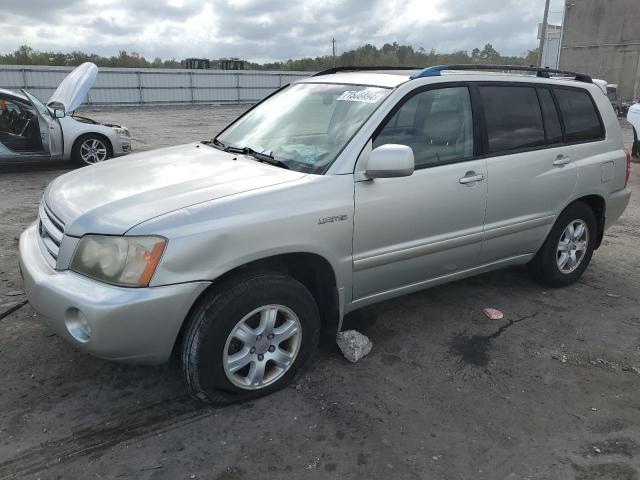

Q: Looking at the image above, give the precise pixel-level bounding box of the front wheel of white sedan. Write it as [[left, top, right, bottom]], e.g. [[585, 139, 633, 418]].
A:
[[72, 134, 112, 166], [181, 272, 320, 405]]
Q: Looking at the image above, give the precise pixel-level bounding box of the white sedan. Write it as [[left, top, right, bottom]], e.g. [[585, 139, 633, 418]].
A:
[[0, 62, 130, 165]]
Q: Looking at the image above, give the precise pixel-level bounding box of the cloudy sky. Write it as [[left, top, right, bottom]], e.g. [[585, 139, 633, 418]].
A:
[[0, 0, 566, 62]]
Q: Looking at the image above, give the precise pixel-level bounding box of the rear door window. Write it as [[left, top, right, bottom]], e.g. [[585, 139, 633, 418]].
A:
[[537, 88, 563, 145], [479, 85, 545, 153], [553, 87, 604, 143]]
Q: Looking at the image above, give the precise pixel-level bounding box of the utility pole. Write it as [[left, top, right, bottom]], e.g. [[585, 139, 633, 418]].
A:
[[538, 0, 551, 67], [332, 38, 336, 66]]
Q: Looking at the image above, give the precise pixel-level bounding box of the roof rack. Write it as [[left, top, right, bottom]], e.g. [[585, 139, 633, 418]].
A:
[[410, 64, 593, 83], [312, 66, 420, 77]]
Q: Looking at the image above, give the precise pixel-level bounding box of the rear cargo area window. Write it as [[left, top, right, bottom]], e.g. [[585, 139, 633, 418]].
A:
[[479, 85, 545, 153], [553, 88, 604, 143]]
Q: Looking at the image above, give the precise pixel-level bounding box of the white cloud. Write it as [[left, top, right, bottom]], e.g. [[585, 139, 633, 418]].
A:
[[0, 0, 552, 62]]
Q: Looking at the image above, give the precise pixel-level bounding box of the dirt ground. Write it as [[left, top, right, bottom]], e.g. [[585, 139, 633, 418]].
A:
[[0, 106, 639, 480]]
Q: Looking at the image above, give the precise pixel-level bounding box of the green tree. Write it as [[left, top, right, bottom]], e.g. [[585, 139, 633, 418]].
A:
[[0, 43, 539, 70]]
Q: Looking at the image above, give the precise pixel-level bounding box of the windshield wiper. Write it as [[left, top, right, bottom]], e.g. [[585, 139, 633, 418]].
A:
[[225, 145, 290, 170], [204, 140, 290, 169], [203, 138, 227, 151]]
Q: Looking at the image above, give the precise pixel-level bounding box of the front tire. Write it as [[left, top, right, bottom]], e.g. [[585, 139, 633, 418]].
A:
[[528, 201, 597, 288], [72, 134, 112, 166], [181, 272, 320, 405]]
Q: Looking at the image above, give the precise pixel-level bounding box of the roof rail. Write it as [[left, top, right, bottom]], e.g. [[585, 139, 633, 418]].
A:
[[312, 66, 420, 77], [410, 64, 593, 83]]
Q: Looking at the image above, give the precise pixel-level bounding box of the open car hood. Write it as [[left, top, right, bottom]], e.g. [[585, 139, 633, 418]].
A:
[[47, 62, 98, 113]]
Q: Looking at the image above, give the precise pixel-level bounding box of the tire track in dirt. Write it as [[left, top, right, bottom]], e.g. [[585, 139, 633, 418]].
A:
[[0, 396, 214, 479], [0, 300, 27, 322]]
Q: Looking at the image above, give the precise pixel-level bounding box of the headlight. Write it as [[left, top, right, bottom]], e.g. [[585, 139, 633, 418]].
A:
[[70, 235, 166, 287], [111, 126, 130, 138]]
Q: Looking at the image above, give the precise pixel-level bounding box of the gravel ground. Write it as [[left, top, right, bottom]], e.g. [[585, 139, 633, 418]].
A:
[[0, 106, 639, 480]]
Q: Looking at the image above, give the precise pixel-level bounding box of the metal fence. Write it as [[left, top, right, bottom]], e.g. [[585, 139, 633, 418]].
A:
[[0, 65, 312, 106]]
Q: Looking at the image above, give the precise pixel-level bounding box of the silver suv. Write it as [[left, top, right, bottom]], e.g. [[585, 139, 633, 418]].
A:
[[19, 65, 632, 404]]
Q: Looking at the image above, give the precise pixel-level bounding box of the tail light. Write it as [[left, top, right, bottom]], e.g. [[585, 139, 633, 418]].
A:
[[625, 149, 631, 187]]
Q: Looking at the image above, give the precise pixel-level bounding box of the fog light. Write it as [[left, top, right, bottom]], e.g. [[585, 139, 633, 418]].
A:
[[65, 308, 91, 343]]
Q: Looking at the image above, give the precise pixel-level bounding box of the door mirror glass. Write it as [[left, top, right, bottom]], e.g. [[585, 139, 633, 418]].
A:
[[48, 101, 66, 118], [366, 144, 414, 179]]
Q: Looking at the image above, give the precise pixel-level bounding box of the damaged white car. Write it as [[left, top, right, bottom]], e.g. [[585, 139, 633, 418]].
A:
[[0, 62, 130, 165]]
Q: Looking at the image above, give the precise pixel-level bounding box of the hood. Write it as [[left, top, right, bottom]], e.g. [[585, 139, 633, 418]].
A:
[[48, 62, 98, 113], [45, 143, 306, 236]]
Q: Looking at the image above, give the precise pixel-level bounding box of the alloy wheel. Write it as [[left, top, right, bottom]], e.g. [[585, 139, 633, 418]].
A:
[[223, 305, 302, 390], [80, 138, 108, 164], [557, 219, 589, 274]]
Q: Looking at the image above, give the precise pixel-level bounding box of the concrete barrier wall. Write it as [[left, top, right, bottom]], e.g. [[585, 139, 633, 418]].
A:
[[0, 65, 313, 106]]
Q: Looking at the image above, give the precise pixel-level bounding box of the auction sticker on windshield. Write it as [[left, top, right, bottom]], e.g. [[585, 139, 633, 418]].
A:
[[337, 89, 386, 103]]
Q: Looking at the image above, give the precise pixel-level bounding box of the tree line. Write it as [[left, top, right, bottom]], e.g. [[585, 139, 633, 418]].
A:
[[1, 43, 538, 70], [248, 43, 539, 70]]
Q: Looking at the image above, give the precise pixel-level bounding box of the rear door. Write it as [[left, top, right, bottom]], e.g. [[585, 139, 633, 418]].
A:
[[479, 83, 579, 263], [352, 85, 488, 301]]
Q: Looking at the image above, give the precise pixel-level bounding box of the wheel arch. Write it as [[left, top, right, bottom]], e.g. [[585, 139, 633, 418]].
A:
[[173, 252, 341, 357], [70, 131, 114, 159], [572, 194, 606, 248]]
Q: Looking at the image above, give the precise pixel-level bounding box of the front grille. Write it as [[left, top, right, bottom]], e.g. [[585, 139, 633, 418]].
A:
[[38, 201, 65, 268]]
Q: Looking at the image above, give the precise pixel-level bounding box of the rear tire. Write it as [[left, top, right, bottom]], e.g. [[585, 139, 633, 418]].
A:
[[528, 201, 597, 288], [181, 272, 320, 405]]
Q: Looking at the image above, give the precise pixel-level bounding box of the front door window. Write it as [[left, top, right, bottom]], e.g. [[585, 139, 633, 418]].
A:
[[373, 86, 474, 168], [0, 95, 43, 152]]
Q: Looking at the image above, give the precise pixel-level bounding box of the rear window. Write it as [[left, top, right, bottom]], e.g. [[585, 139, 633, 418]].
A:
[[553, 88, 604, 143], [479, 86, 545, 153]]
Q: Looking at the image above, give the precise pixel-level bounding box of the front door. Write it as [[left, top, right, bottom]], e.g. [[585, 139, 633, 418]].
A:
[[0, 94, 46, 160], [23, 90, 63, 159], [353, 85, 487, 301]]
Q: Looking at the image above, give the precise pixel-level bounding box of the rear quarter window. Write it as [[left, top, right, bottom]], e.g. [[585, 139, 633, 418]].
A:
[[553, 87, 604, 143]]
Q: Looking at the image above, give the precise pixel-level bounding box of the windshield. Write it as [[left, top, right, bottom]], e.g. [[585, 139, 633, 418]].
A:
[[215, 83, 390, 173]]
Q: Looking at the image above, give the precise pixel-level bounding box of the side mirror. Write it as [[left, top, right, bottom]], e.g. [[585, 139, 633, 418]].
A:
[[49, 101, 65, 118], [365, 144, 415, 179]]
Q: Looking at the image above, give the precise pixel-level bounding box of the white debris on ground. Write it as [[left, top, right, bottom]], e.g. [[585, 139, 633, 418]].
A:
[[336, 330, 373, 362], [483, 308, 504, 320]]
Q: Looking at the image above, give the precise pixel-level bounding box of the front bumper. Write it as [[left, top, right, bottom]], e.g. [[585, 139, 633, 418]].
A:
[[112, 135, 131, 157], [19, 223, 210, 364]]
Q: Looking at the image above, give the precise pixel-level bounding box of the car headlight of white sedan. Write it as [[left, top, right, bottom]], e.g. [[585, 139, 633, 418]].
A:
[[111, 126, 130, 138], [70, 235, 166, 287]]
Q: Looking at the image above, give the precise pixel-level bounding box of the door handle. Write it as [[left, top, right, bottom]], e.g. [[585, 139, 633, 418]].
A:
[[553, 155, 571, 167], [459, 172, 485, 185]]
